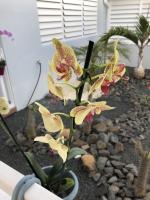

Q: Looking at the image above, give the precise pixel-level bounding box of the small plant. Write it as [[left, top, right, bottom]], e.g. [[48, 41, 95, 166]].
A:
[[0, 29, 13, 75], [0, 52, 6, 75], [100, 15, 150, 79], [0, 59, 6, 67], [0, 39, 126, 198], [75, 40, 129, 77], [134, 140, 150, 197]]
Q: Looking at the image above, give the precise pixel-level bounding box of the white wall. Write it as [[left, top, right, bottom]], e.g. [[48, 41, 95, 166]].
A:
[[0, 0, 100, 111], [120, 44, 150, 69]]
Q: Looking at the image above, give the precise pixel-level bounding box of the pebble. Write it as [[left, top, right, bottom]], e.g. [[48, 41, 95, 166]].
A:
[[81, 144, 90, 150], [90, 146, 98, 156], [108, 176, 118, 184], [105, 119, 113, 127], [16, 132, 26, 143], [126, 164, 138, 176], [111, 161, 125, 169], [97, 157, 108, 171], [104, 167, 114, 174], [73, 139, 87, 147], [110, 134, 119, 144], [109, 126, 120, 133], [108, 189, 116, 200], [106, 160, 112, 167], [98, 183, 108, 196], [99, 150, 110, 157], [114, 169, 125, 178], [93, 123, 108, 132], [110, 155, 121, 161], [98, 132, 110, 143], [97, 140, 107, 149], [109, 185, 120, 193], [87, 133, 98, 144], [127, 173, 134, 183], [92, 173, 101, 182], [101, 196, 108, 200], [115, 142, 124, 153]]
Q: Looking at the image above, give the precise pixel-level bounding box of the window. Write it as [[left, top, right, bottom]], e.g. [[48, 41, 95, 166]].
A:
[[108, 0, 150, 42], [36, 0, 98, 43], [109, 0, 150, 29]]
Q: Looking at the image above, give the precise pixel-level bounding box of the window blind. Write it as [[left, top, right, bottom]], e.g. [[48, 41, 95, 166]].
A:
[[83, 0, 98, 35], [36, 0, 98, 43], [108, 0, 150, 42], [109, 0, 150, 30]]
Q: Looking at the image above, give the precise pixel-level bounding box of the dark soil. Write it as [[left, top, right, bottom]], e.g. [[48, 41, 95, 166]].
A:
[[0, 67, 150, 200]]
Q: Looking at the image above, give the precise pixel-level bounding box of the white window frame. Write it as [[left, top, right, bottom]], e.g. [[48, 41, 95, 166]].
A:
[[36, 0, 98, 44]]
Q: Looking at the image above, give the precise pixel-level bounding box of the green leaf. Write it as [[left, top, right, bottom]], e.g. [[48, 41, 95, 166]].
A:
[[25, 152, 48, 186], [59, 178, 75, 193], [67, 147, 87, 160], [47, 158, 64, 183], [101, 26, 138, 45]]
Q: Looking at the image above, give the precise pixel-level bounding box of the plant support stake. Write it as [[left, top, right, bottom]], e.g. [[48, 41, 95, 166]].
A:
[[78, 41, 94, 103]]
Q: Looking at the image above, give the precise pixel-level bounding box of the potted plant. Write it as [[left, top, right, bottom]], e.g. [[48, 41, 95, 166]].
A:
[[0, 29, 13, 76], [0, 58, 6, 75], [0, 39, 126, 199], [100, 15, 150, 79]]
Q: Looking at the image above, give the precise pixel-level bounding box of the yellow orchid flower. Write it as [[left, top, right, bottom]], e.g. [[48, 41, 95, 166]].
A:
[[89, 40, 126, 96], [89, 74, 106, 95], [47, 74, 64, 99], [0, 97, 9, 115], [50, 38, 83, 81], [89, 63, 126, 96], [70, 101, 114, 125], [111, 63, 126, 83], [34, 134, 68, 162], [35, 102, 64, 133]]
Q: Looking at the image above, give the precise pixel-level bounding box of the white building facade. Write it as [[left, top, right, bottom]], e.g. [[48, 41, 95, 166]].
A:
[[0, 0, 149, 111]]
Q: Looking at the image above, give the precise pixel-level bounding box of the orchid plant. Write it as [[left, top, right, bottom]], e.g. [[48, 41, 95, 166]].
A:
[[0, 39, 126, 197]]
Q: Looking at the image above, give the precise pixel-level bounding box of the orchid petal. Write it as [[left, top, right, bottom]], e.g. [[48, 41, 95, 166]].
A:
[[50, 38, 82, 81], [35, 102, 64, 132], [47, 74, 64, 99], [35, 134, 68, 162]]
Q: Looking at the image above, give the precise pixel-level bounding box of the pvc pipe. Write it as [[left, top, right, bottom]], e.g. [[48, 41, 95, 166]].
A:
[[0, 161, 62, 200], [103, 0, 109, 8], [0, 189, 11, 200]]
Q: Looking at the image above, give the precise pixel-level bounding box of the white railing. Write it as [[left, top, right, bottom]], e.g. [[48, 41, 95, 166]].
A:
[[0, 161, 62, 200]]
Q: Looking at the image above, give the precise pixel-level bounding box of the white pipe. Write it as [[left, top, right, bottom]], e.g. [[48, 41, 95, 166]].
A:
[[0, 76, 9, 99], [103, 0, 109, 8], [0, 189, 11, 200], [0, 161, 62, 200]]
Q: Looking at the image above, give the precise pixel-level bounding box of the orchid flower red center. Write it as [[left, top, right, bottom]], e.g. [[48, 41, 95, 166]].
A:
[[84, 111, 94, 122]]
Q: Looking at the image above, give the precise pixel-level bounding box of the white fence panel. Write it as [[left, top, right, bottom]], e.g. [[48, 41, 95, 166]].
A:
[[0, 161, 62, 200]]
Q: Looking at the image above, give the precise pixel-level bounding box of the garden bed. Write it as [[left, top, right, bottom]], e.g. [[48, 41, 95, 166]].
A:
[[0, 67, 150, 200]]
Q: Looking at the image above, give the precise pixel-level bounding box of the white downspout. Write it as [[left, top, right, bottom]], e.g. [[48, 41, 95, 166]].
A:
[[103, 0, 110, 31]]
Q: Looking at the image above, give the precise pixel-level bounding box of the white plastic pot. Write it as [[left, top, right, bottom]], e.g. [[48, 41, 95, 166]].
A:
[[63, 170, 79, 200], [43, 166, 79, 200]]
